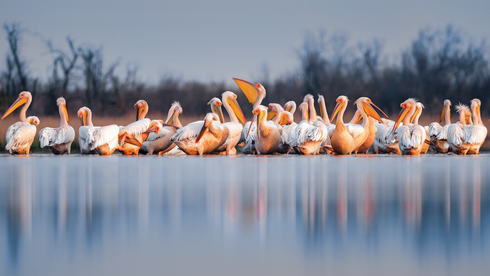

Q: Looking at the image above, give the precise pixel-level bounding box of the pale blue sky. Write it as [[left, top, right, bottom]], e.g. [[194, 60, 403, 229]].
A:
[[1, 0, 489, 84]]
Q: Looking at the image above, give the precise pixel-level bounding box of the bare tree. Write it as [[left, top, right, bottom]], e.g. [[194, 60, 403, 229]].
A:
[[3, 23, 28, 95]]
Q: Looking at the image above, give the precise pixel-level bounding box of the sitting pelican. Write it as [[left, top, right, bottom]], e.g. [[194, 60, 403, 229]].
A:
[[171, 113, 224, 156], [371, 119, 402, 155], [428, 99, 452, 153], [213, 91, 247, 155], [391, 98, 426, 155], [289, 94, 328, 155], [410, 102, 431, 154], [143, 102, 183, 155], [78, 107, 121, 156], [466, 99, 487, 154], [39, 97, 75, 155], [1, 91, 39, 155], [447, 104, 473, 155], [275, 111, 295, 154], [250, 105, 282, 155], [283, 101, 297, 116], [330, 96, 385, 155], [119, 119, 163, 155], [119, 99, 151, 155]]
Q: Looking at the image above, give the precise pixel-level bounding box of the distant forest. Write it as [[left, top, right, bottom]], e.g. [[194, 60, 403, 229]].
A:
[[1, 23, 489, 118]]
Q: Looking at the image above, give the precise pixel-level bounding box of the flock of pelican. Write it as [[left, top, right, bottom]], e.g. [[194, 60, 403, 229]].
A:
[[1, 78, 487, 156]]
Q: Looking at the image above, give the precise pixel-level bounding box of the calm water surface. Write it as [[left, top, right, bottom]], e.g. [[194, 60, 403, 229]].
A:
[[0, 154, 488, 276]]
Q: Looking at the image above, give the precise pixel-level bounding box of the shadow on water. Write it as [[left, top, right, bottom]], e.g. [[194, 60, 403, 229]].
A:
[[0, 154, 488, 275]]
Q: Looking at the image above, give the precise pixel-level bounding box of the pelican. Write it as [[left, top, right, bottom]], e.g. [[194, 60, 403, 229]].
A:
[[289, 94, 328, 155], [330, 96, 385, 155], [371, 119, 402, 155], [143, 102, 183, 155], [466, 99, 487, 154], [118, 119, 163, 155], [171, 113, 224, 155], [135, 99, 149, 121], [250, 105, 282, 154], [283, 101, 297, 116], [276, 111, 295, 154], [118, 99, 152, 155], [1, 91, 39, 155], [213, 91, 247, 155], [77, 107, 120, 156], [447, 104, 472, 155], [268, 103, 284, 122], [428, 99, 452, 153], [233, 78, 267, 142], [39, 97, 75, 155], [317, 95, 336, 154], [410, 102, 431, 154], [391, 98, 426, 155]]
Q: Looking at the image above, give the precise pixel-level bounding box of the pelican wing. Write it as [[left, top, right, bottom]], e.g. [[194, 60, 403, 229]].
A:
[[147, 127, 173, 141], [346, 124, 366, 140], [39, 125, 75, 147], [466, 125, 487, 145], [447, 124, 466, 146], [171, 121, 204, 142], [89, 125, 119, 150], [223, 122, 243, 141], [124, 118, 150, 135], [410, 125, 426, 147], [428, 122, 442, 138], [6, 123, 36, 150]]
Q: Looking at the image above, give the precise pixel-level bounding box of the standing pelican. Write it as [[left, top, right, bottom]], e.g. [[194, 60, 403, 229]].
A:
[[447, 104, 472, 155], [466, 99, 487, 154], [410, 102, 431, 154], [171, 113, 224, 156], [289, 94, 328, 155], [428, 99, 452, 153], [213, 91, 247, 155], [371, 119, 402, 155], [78, 107, 97, 154], [39, 97, 75, 155], [143, 102, 183, 155], [317, 95, 336, 154], [1, 91, 39, 155], [251, 105, 282, 155], [233, 78, 267, 142], [391, 99, 426, 155], [78, 107, 120, 156]]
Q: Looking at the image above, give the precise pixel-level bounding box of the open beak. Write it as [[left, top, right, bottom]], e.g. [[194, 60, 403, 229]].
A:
[[228, 98, 246, 125], [1, 96, 27, 120], [392, 107, 409, 133], [370, 102, 388, 118], [195, 120, 210, 144], [440, 106, 446, 124], [330, 101, 344, 122], [233, 77, 258, 105]]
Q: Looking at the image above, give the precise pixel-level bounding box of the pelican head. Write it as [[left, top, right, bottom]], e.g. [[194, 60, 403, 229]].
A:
[[278, 111, 294, 126], [440, 99, 452, 123], [252, 105, 268, 141], [456, 104, 472, 124], [77, 106, 92, 126], [283, 101, 296, 115], [410, 102, 424, 124], [2, 91, 32, 120], [391, 98, 417, 133], [196, 113, 220, 143], [267, 103, 284, 121], [166, 102, 183, 125], [208, 97, 225, 123], [134, 100, 148, 121], [330, 95, 349, 122], [145, 120, 164, 134], [27, 116, 40, 126], [354, 97, 387, 122], [57, 97, 69, 123], [222, 91, 246, 125], [232, 78, 266, 108]]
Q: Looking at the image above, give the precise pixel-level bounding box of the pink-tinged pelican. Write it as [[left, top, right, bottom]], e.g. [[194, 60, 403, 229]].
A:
[[118, 120, 163, 155], [466, 99, 487, 154], [1, 91, 39, 155], [233, 78, 267, 142], [330, 96, 385, 155], [283, 101, 297, 116], [77, 107, 120, 156], [317, 95, 336, 154], [428, 99, 452, 153], [135, 99, 149, 121], [447, 104, 472, 155], [250, 105, 282, 154], [276, 111, 295, 154], [39, 97, 75, 155], [213, 91, 247, 155], [410, 102, 431, 154], [118, 100, 152, 155], [143, 102, 183, 155], [371, 119, 402, 155], [171, 113, 224, 155], [289, 94, 328, 155], [268, 103, 284, 122], [391, 99, 426, 155]]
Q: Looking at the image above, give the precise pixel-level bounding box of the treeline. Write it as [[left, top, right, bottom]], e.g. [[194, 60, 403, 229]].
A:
[[1, 23, 489, 118]]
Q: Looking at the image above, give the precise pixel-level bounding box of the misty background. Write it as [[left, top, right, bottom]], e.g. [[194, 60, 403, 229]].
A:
[[1, 0, 490, 118]]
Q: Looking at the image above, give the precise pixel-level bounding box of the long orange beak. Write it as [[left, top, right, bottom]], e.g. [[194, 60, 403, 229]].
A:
[[2, 96, 27, 120], [196, 121, 210, 144], [330, 101, 344, 122], [370, 102, 388, 118], [410, 108, 421, 124], [440, 106, 446, 124], [392, 107, 408, 133], [63, 105, 69, 123], [256, 111, 261, 141], [246, 115, 257, 140]]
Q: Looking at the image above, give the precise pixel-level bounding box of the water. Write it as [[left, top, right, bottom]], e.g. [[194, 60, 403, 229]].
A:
[[0, 154, 488, 276]]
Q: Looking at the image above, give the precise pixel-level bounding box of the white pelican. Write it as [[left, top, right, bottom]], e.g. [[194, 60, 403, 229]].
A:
[[78, 107, 97, 154], [268, 103, 284, 122], [171, 113, 224, 155], [466, 99, 487, 154], [330, 96, 385, 155], [233, 78, 267, 142], [410, 102, 431, 154], [39, 97, 75, 155], [371, 119, 402, 155], [428, 99, 451, 153], [118, 99, 153, 155], [118, 119, 164, 155], [250, 105, 282, 154], [143, 102, 183, 155], [391, 98, 426, 155], [289, 94, 328, 155], [447, 104, 473, 155], [283, 101, 297, 116], [135, 99, 149, 121], [1, 91, 39, 155], [77, 107, 121, 156], [213, 91, 247, 155], [317, 95, 336, 154], [276, 111, 295, 154]]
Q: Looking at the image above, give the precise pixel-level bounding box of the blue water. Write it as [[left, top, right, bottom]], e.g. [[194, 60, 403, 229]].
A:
[[0, 154, 488, 275]]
